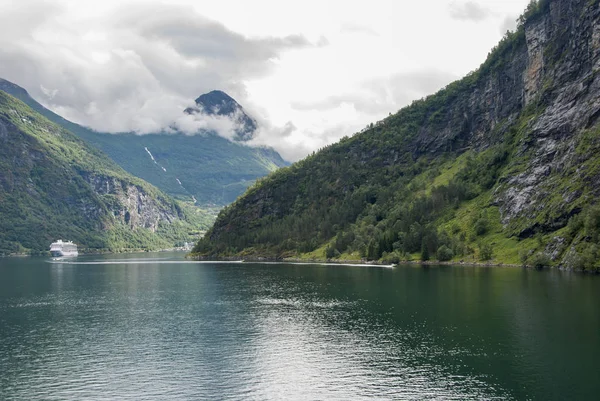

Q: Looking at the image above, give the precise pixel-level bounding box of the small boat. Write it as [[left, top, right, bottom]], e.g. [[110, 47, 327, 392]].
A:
[[49, 240, 78, 257]]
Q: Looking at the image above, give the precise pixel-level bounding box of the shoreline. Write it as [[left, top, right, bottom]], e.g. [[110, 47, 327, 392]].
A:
[[1, 248, 190, 258], [186, 255, 598, 273], [188, 255, 525, 269], [5, 252, 596, 273]]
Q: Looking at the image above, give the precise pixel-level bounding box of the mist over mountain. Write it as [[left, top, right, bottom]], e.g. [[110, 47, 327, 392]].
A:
[[185, 90, 258, 141], [0, 80, 288, 206]]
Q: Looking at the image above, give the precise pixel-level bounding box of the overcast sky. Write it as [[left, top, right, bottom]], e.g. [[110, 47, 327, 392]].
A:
[[0, 0, 531, 161]]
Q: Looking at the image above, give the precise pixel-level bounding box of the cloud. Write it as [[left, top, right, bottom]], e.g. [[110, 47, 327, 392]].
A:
[[291, 70, 457, 115], [260, 69, 456, 161], [121, 5, 311, 68], [448, 1, 493, 22], [0, 2, 315, 137], [499, 14, 519, 34], [0, 0, 62, 38], [171, 110, 242, 141], [249, 120, 351, 162]]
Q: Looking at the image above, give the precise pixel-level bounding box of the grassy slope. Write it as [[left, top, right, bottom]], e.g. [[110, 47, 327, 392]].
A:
[[0, 91, 208, 255]]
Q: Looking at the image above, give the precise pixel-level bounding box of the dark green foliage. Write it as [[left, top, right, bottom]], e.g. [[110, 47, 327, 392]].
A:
[[530, 252, 551, 269], [576, 244, 599, 272], [325, 245, 337, 259], [519, 0, 552, 26], [366, 240, 380, 261], [563, 205, 600, 271], [437, 245, 454, 262], [420, 242, 430, 261], [519, 250, 531, 266], [193, 139, 510, 259], [584, 205, 600, 242], [474, 219, 489, 236], [480, 243, 494, 261]]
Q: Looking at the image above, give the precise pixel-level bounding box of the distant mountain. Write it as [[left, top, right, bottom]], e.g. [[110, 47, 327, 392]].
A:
[[185, 90, 257, 141], [0, 91, 210, 255], [193, 0, 600, 270], [0, 81, 288, 206]]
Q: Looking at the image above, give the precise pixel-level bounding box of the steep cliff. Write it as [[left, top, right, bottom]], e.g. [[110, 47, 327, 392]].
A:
[[194, 0, 600, 270], [0, 91, 207, 255]]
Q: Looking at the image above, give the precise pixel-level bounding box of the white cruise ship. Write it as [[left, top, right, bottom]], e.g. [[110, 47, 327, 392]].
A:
[[49, 240, 78, 257]]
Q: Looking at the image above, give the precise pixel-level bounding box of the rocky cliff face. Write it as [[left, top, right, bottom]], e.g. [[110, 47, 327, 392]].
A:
[[494, 0, 600, 237], [84, 172, 182, 231], [403, 0, 600, 236]]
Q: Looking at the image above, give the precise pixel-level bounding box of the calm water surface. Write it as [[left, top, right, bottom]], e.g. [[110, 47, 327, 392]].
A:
[[1, 253, 599, 400]]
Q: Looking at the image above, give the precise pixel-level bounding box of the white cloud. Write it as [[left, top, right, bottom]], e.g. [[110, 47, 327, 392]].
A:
[[500, 14, 519, 34], [0, 0, 532, 161], [0, 2, 313, 137]]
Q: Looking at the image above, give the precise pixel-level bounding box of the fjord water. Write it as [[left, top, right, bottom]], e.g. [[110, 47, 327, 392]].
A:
[[1, 254, 599, 400]]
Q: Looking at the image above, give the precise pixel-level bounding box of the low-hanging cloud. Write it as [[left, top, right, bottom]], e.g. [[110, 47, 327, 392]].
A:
[[249, 120, 353, 162], [0, 1, 315, 138]]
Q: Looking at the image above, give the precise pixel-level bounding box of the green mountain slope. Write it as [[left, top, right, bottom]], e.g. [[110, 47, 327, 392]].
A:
[[0, 80, 288, 206], [0, 91, 209, 255], [194, 0, 600, 270]]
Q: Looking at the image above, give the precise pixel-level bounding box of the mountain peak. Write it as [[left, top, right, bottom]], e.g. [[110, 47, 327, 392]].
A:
[[194, 90, 237, 114], [185, 90, 257, 141]]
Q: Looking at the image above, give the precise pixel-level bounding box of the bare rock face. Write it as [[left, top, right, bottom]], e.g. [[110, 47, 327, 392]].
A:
[[493, 0, 600, 235], [84, 173, 180, 231], [392, 0, 599, 237], [185, 90, 258, 141], [522, 11, 551, 106]]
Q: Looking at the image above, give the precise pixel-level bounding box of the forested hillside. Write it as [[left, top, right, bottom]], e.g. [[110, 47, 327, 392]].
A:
[[0, 91, 208, 255], [193, 0, 600, 270]]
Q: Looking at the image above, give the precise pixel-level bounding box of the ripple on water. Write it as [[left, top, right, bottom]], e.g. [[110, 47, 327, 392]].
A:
[[7, 258, 588, 400]]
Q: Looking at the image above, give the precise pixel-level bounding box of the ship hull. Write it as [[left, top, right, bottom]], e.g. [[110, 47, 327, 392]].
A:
[[50, 250, 78, 257]]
